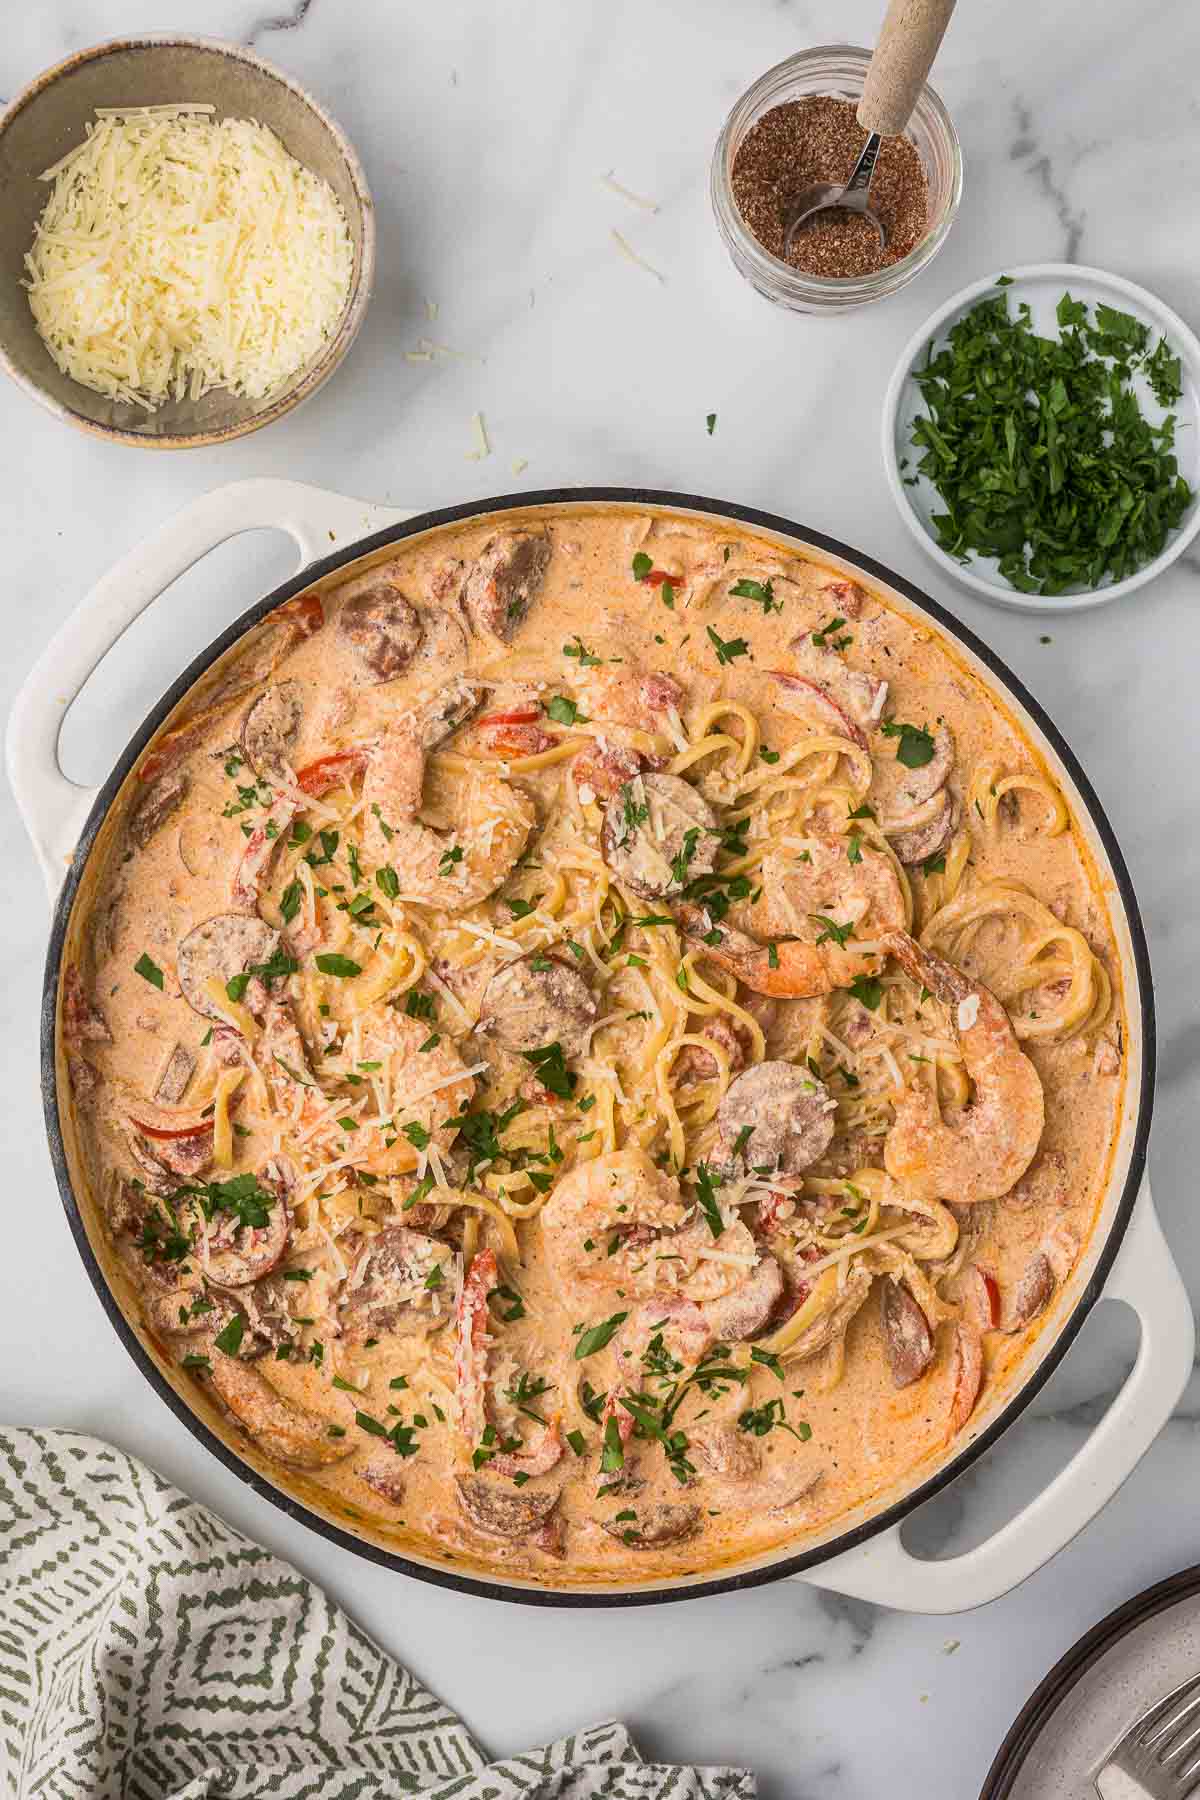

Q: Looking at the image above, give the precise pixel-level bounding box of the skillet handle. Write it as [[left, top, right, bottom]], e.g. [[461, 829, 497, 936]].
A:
[[6, 478, 409, 900], [797, 1179, 1193, 1614]]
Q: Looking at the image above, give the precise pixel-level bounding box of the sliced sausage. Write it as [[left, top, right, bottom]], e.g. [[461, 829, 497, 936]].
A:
[[154, 1042, 196, 1105], [714, 1061, 836, 1176], [361, 1463, 407, 1506], [338, 1226, 461, 1344], [62, 966, 111, 1048], [178, 915, 280, 1021], [460, 530, 551, 642], [702, 1253, 784, 1342], [880, 1279, 934, 1388], [601, 1501, 700, 1548], [455, 1473, 559, 1539], [600, 772, 717, 899], [887, 792, 961, 867], [208, 1356, 352, 1470], [203, 1193, 292, 1289], [691, 1424, 759, 1480], [338, 579, 424, 684], [127, 1119, 213, 1186], [946, 1322, 984, 1438], [130, 768, 190, 849], [477, 951, 597, 1057], [235, 1271, 299, 1356], [1006, 1251, 1055, 1331], [240, 680, 303, 781]]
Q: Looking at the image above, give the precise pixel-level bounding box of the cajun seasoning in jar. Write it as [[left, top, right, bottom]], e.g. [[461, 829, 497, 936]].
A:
[[731, 95, 928, 279]]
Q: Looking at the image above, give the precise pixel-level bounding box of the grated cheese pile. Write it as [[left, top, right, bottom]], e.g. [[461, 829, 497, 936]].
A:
[[25, 105, 354, 411]]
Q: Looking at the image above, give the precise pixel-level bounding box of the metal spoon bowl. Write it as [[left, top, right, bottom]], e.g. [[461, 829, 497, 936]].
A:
[[781, 0, 956, 263], [783, 132, 886, 257]]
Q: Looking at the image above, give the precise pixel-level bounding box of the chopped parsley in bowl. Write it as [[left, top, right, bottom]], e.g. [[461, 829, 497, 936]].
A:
[[883, 265, 1200, 611]]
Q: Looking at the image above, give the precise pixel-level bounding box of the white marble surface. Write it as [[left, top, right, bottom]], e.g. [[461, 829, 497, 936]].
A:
[[3, 2, 1199, 1794]]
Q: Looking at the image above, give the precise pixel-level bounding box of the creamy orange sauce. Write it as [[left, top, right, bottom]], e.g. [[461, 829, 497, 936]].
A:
[[61, 504, 1126, 1588]]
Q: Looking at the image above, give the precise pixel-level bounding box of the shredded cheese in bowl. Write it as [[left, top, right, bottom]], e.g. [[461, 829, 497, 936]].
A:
[[24, 105, 355, 411]]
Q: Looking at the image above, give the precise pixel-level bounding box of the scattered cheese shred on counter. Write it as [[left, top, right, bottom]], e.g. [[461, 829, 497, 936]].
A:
[[25, 106, 354, 411], [610, 228, 665, 285]]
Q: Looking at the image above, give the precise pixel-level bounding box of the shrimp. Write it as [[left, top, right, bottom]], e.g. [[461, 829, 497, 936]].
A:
[[882, 930, 1044, 1205], [541, 1148, 779, 1324], [347, 1005, 479, 1178], [678, 837, 904, 998], [362, 679, 535, 908]]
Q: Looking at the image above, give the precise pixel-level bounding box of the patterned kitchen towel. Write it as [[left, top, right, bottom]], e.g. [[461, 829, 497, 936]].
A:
[[0, 1429, 753, 1799]]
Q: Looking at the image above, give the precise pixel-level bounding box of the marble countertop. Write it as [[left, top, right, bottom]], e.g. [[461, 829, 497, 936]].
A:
[[3, 2, 1199, 1794]]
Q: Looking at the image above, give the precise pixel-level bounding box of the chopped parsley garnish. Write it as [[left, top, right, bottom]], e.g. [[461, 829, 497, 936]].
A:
[[227, 949, 299, 1000], [909, 288, 1193, 594], [134, 953, 164, 990], [563, 635, 602, 668], [279, 879, 303, 924], [547, 694, 587, 727], [506, 896, 539, 920], [520, 1040, 576, 1098], [631, 552, 653, 581], [418, 1032, 440, 1053], [848, 974, 883, 1010], [490, 1281, 526, 1323], [315, 952, 361, 978], [376, 865, 400, 900], [729, 577, 780, 614], [694, 1161, 724, 1239], [601, 1416, 626, 1472], [846, 831, 863, 865], [738, 1397, 811, 1442], [438, 843, 464, 875], [759, 745, 780, 764], [923, 851, 947, 875], [456, 1098, 526, 1180], [566, 1428, 587, 1456], [706, 411, 717, 435], [811, 914, 855, 948], [669, 826, 700, 887], [405, 991, 436, 1021], [812, 614, 852, 651], [423, 1262, 445, 1291], [750, 1346, 786, 1381], [401, 1121, 431, 1150], [881, 719, 936, 769], [574, 1311, 629, 1360], [706, 624, 751, 666]]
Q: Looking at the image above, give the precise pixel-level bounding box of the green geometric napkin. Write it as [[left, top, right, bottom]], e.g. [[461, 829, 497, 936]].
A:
[[0, 1429, 753, 1799]]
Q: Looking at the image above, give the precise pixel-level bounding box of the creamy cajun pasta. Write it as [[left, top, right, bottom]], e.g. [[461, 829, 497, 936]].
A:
[[60, 506, 1126, 1585]]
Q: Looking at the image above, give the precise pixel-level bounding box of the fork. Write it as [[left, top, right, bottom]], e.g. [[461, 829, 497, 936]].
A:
[[1096, 1672, 1200, 1796]]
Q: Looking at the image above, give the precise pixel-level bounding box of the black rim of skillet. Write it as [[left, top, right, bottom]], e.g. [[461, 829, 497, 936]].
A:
[[41, 486, 1156, 1608], [980, 1564, 1200, 1795]]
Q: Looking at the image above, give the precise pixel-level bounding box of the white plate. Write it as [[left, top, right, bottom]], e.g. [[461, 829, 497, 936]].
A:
[[882, 263, 1200, 612]]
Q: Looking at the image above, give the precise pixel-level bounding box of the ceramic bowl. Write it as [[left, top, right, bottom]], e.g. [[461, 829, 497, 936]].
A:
[[882, 264, 1200, 612], [0, 35, 375, 449]]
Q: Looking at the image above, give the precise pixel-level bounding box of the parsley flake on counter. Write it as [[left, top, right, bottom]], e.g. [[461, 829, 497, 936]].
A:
[[706, 411, 717, 434]]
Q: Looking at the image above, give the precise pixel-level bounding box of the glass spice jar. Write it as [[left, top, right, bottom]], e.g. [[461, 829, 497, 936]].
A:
[[711, 45, 962, 314]]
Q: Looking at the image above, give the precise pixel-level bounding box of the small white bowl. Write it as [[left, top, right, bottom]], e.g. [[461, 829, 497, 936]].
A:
[[882, 264, 1200, 612]]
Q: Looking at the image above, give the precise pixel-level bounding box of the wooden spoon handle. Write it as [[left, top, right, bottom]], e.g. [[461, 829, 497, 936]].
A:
[[857, 0, 957, 137]]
